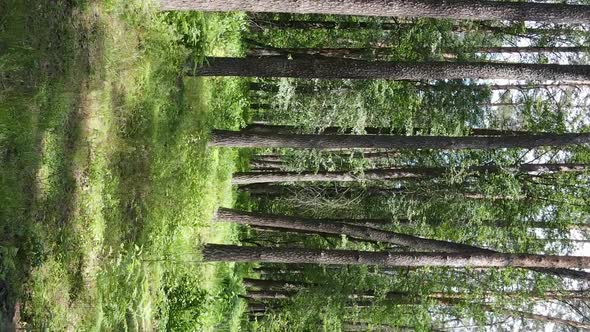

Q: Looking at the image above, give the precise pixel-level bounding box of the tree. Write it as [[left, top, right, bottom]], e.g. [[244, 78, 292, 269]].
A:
[[247, 46, 590, 60], [216, 208, 590, 281], [242, 123, 533, 136], [203, 244, 590, 269], [231, 163, 590, 185], [160, 0, 590, 24], [209, 129, 590, 150], [248, 18, 583, 37], [193, 57, 590, 81]]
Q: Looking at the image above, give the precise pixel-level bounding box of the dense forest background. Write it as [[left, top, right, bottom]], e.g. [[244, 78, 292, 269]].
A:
[[3, 0, 590, 331]]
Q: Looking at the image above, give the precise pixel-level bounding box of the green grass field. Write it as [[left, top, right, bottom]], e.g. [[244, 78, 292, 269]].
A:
[[0, 1, 247, 330]]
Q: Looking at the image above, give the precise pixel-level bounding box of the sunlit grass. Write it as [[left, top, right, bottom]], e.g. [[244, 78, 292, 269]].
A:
[[1, 0, 247, 330]]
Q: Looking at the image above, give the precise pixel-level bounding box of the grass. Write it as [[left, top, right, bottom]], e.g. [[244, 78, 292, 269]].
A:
[[0, 0, 248, 330]]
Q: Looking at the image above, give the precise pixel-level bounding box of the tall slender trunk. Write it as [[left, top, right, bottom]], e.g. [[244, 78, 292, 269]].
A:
[[247, 47, 390, 60], [243, 123, 531, 136], [216, 209, 590, 281], [480, 304, 590, 330], [209, 129, 590, 150], [419, 83, 588, 91], [203, 244, 590, 269], [250, 159, 285, 170], [488, 83, 586, 90], [342, 323, 406, 332], [231, 163, 589, 185], [247, 46, 590, 60], [160, 0, 590, 24], [472, 46, 590, 54], [248, 19, 581, 38], [249, 20, 404, 31], [243, 282, 590, 302], [243, 278, 305, 290], [194, 57, 590, 82]]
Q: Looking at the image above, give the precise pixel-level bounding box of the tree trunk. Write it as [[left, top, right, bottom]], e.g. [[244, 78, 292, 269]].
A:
[[480, 304, 590, 330], [209, 129, 590, 150], [243, 123, 532, 136], [472, 46, 590, 54], [249, 20, 404, 31], [249, 82, 318, 94], [231, 163, 589, 185], [247, 46, 590, 60], [216, 209, 590, 281], [194, 57, 590, 82], [418, 83, 588, 92], [247, 47, 392, 60], [243, 278, 305, 290], [488, 83, 586, 91], [248, 18, 581, 38], [342, 323, 406, 332], [245, 289, 293, 300], [160, 0, 590, 24], [247, 302, 268, 313], [250, 159, 285, 170], [203, 244, 590, 269], [491, 220, 590, 232]]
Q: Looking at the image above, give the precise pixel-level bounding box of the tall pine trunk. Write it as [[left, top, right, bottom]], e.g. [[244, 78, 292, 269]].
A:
[[209, 129, 590, 150], [160, 0, 590, 24], [248, 19, 581, 38], [194, 57, 590, 81], [480, 305, 590, 330], [243, 123, 531, 136], [247, 46, 590, 60], [232, 163, 589, 185], [203, 244, 590, 269]]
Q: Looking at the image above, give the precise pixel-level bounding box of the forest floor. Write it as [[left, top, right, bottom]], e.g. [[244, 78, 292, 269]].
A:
[[0, 0, 247, 330]]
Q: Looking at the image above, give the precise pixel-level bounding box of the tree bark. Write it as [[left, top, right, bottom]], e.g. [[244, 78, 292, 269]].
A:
[[243, 278, 305, 290], [160, 0, 590, 24], [245, 289, 293, 300], [216, 209, 590, 281], [203, 244, 590, 269], [480, 304, 590, 330], [243, 123, 531, 137], [472, 46, 590, 54], [194, 57, 590, 82], [248, 19, 581, 38], [209, 129, 590, 150], [232, 163, 589, 185], [247, 46, 590, 60], [342, 323, 406, 332], [249, 20, 404, 31]]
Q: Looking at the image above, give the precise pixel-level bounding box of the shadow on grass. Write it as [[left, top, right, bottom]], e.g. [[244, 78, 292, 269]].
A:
[[0, 0, 102, 327]]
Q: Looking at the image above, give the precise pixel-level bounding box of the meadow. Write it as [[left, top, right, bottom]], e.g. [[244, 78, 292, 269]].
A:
[[0, 1, 248, 330]]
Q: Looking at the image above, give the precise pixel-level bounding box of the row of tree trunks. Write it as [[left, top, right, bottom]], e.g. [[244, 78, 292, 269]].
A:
[[204, 244, 590, 270], [209, 129, 590, 150], [160, 0, 590, 24], [232, 163, 589, 185], [243, 277, 590, 329], [194, 57, 590, 82], [216, 209, 590, 281]]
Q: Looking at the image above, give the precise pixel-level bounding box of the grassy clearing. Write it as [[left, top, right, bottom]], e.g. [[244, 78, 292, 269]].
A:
[[0, 0, 247, 330]]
